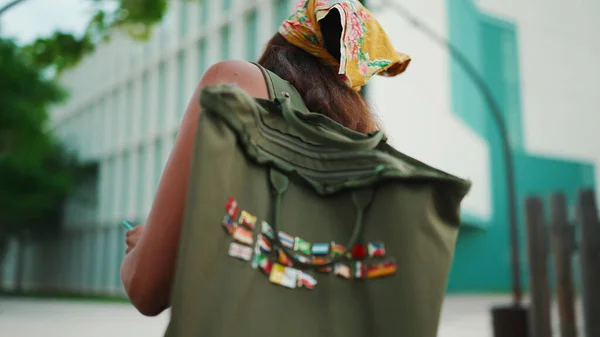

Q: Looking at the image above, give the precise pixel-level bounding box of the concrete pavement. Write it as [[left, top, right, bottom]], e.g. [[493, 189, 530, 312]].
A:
[[0, 295, 582, 337], [0, 298, 169, 337]]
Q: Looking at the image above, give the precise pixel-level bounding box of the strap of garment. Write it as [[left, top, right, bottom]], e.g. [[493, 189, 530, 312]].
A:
[[252, 62, 310, 114], [268, 167, 375, 269]]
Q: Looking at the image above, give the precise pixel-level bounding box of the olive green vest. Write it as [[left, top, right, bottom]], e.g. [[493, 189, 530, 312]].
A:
[[165, 64, 471, 337]]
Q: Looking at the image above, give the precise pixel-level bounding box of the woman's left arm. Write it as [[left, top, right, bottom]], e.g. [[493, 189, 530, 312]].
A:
[[120, 60, 269, 317], [119, 76, 202, 316]]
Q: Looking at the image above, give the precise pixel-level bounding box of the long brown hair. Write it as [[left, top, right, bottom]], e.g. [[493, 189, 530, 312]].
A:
[[257, 34, 376, 134]]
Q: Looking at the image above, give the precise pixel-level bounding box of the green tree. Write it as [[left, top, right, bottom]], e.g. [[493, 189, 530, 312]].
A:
[[3, 0, 195, 74], [0, 38, 89, 290], [0, 0, 189, 290]]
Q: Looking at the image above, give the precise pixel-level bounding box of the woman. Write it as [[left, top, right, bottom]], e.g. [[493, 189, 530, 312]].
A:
[[121, 0, 409, 318]]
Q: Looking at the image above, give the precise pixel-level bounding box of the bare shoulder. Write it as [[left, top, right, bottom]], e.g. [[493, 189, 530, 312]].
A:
[[199, 60, 269, 99]]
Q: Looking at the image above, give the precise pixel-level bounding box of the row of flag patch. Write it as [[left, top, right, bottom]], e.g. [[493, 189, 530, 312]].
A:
[[223, 197, 396, 290], [224, 197, 318, 290], [278, 231, 386, 260]]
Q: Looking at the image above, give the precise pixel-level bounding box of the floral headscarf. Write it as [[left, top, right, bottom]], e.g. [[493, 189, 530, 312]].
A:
[[279, 0, 410, 90]]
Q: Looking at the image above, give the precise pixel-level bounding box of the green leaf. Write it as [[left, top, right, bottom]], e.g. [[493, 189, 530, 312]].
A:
[[0, 38, 88, 240]]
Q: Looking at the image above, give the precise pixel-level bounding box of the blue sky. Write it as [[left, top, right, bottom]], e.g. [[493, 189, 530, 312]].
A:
[[0, 0, 99, 44]]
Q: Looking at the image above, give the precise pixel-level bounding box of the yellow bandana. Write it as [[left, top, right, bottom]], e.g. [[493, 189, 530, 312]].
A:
[[279, 0, 410, 90]]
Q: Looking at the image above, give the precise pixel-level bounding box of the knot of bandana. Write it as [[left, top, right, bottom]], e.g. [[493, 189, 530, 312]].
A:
[[279, 0, 410, 90]]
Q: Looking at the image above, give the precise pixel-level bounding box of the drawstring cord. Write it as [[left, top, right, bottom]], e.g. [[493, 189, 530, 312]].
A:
[[268, 168, 374, 269]]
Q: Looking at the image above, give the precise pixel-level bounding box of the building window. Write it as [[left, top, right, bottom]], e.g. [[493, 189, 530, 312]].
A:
[[274, 0, 289, 31], [129, 46, 136, 70], [136, 146, 147, 216], [79, 109, 88, 157], [143, 41, 152, 63], [98, 161, 107, 221], [115, 226, 126, 289], [141, 72, 150, 131], [121, 153, 130, 216], [73, 114, 82, 155], [481, 20, 523, 150], [197, 38, 207, 79], [97, 98, 106, 155], [87, 107, 95, 157], [177, 51, 186, 119], [109, 90, 119, 151], [179, 0, 188, 37], [125, 82, 134, 142], [199, 0, 209, 27], [106, 158, 116, 217], [84, 107, 92, 157], [100, 160, 111, 220], [220, 25, 231, 60], [157, 62, 166, 130], [154, 139, 164, 194], [245, 9, 258, 61], [159, 5, 175, 48], [223, 0, 232, 13]]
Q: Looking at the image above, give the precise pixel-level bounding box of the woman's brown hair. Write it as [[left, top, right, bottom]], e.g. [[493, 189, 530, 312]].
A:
[[257, 32, 376, 134]]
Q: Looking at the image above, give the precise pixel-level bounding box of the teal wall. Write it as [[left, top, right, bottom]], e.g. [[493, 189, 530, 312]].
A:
[[446, 0, 595, 292]]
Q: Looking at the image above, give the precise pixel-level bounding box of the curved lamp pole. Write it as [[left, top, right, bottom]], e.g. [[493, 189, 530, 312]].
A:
[[0, 0, 27, 34], [0, 0, 26, 16], [373, 0, 522, 308]]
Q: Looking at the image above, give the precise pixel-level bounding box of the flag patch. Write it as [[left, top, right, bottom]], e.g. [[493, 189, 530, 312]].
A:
[[330, 242, 345, 256], [354, 261, 367, 279], [311, 243, 330, 255], [278, 231, 295, 249], [239, 210, 257, 230], [294, 237, 312, 255], [232, 226, 253, 246], [351, 243, 367, 260], [334, 263, 352, 279], [297, 271, 317, 289], [368, 242, 386, 258], [256, 234, 272, 253], [252, 253, 273, 274], [278, 249, 293, 267], [312, 257, 332, 273], [269, 263, 298, 289], [367, 260, 397, 279], [228, 242, 253, 261], [295, 254, 311, 264], [261, 221, 275, 240], [222, 215, 236, 235], [225, 197, 239, 219]]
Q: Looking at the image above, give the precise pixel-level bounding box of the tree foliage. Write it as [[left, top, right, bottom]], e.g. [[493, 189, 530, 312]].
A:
[[0, 0, 183, 244], [20, 0, 195, 74], [0, 38, 83, 241]]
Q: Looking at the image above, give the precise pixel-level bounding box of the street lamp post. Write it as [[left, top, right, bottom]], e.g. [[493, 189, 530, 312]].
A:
[[374, 1, 528, 336], [0, 0, 28, 35], [0, 0, 26, 16]]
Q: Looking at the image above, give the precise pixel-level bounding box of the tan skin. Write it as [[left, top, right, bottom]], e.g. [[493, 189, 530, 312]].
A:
[[120, 60, 269, 316]]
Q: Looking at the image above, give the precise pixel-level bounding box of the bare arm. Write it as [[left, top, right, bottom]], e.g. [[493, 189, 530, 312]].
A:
[[120, 60, 269, 316]]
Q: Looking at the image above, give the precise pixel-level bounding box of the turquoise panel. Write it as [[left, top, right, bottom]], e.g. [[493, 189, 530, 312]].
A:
[[446, 0, 595, 292]]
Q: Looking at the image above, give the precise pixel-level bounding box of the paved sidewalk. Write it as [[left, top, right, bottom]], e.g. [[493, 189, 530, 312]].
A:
[[438, 295, 506, 337], [1, 295, 580, 337], [0, 298, 169, 337]]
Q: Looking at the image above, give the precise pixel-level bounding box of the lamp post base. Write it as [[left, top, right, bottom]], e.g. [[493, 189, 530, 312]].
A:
[[491, 305, 529, 337]]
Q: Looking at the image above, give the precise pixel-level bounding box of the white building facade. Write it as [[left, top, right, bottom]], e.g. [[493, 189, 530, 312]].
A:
[[2, 0, 296, 295], [2, 0, 599, 294]]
